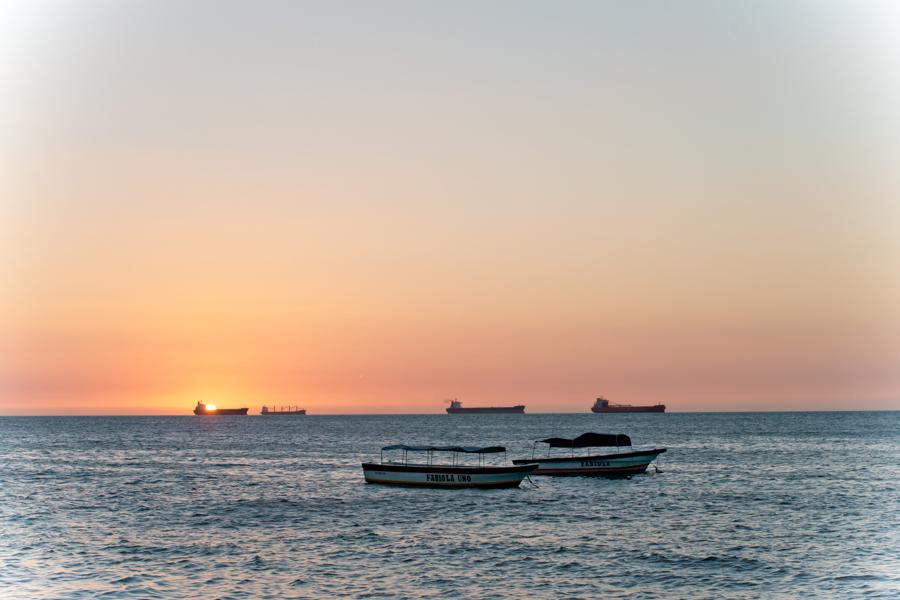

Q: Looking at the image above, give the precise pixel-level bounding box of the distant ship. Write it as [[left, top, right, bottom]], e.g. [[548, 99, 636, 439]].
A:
[[261, 405, 307, 415], [446, 399, 525, 414], [591, 397, 665, 413], [193, 402, 249, 416]]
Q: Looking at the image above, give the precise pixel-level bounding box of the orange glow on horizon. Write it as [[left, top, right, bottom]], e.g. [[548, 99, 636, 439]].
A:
[[1, 3, 899, 416]]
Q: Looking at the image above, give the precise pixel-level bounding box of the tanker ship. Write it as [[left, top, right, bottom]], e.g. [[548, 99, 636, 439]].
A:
[[193, 402, 249, 416], [591, 397, 665, 413], [261, 405, 307, 415], [446, 399, 525, 414]]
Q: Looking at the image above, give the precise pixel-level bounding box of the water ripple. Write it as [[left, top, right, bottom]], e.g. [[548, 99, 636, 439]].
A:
[[0, 412, 898, 598]]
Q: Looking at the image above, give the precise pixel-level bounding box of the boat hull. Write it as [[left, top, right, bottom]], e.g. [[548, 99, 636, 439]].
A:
[[261, 410, 306, 415], [512, 448, 666, 477], [592, 405, 665, 413], [446, 406, 525, 414], [361, 463, 536, 488]]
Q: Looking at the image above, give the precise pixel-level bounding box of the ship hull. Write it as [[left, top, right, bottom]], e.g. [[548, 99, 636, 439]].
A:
[[446, 406, 525, 414], [592, 405, 665, 413], [261, 410, 306, 415], [361, 463, 536, 488], [193, 408, 249, 415], [512, 448, 666, 477]]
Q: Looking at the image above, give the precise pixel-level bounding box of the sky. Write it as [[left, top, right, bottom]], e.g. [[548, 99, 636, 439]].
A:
[[1, 1, 899, 415]]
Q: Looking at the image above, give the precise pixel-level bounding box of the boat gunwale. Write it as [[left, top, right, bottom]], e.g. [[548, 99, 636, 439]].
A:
[[511, 447, 666, 464], [361, 462, 537, 475]]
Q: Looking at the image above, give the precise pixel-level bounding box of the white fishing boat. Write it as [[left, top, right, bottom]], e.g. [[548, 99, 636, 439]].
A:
[[512, 432, 666, 477], [362, 444, 537, 489]]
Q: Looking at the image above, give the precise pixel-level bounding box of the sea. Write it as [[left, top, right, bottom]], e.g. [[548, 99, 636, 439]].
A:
[[1, 411, 898, 599]]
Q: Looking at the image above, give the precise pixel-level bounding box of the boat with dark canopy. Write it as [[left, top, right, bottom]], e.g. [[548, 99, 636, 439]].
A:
[[362, 444, 537, 488], [512, 432, 666, 477]]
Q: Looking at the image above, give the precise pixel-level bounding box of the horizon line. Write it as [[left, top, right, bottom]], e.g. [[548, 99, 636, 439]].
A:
[[1, 408, 898, 417]]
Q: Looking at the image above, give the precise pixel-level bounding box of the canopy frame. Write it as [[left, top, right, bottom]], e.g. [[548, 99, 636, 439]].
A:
[[380, 444, 507, 466], [530, 433, 632, 459]]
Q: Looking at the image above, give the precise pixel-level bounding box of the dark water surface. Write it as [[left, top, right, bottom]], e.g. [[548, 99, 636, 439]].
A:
[[1, 412, 898, 598]]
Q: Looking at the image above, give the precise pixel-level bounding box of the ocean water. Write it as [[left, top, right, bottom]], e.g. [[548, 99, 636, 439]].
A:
[[1, 412, 898, 599]]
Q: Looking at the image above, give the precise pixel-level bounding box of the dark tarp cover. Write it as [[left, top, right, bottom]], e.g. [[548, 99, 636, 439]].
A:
[[539, 433, 631, 448], [381, 444, 506, 453]]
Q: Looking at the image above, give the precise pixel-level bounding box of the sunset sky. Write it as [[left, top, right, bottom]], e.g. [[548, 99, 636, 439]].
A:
[[2, 2, 899, 414]]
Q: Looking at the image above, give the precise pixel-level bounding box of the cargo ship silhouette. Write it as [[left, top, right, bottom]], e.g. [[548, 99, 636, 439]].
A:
[[193, 402, 249, 415], [445, 399, 525, 414], [591, 396, 665, 413], [261, 405, 306, 415]]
